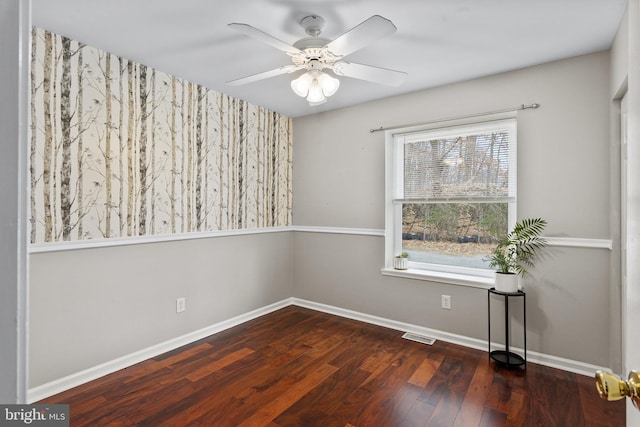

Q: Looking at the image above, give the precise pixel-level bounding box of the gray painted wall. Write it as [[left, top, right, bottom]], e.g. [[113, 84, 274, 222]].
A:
[[292, 51, 616, 368], [0, 0, 29, 404], [29, 232, 293, 387]]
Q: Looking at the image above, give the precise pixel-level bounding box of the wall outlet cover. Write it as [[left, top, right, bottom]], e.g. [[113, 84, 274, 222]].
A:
[[176, 297, 186, 313], [441, 295, 451, 310]]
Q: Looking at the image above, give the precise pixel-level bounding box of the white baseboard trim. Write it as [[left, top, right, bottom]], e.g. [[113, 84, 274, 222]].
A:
[[27, 298, 294, 403], [29, 297, 608, 402], [292, 298, 488, 352], [290, 298, 610, 377]]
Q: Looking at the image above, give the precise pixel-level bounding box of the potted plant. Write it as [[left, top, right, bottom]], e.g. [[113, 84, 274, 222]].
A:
[[485, 218, 547, 293], [394, 252, 409, 270]]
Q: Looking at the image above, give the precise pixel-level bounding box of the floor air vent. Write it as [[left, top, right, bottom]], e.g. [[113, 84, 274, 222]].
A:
[[402, 332, 436, 345]]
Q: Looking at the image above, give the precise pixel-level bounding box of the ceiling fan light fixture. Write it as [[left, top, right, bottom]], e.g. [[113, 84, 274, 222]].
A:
[[317, 72, 340, 97], [308, 99, 327, 106], [306, 79, 326, 103], [290, 72, 313, 97], [291, 70, 340, 105]]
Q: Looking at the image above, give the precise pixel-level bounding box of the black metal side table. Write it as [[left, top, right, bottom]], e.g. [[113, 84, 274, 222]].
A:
[[487, 287, 526, 368]]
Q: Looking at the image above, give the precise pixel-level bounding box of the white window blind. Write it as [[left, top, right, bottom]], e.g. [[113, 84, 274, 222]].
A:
[[394, 119, 517, 205]]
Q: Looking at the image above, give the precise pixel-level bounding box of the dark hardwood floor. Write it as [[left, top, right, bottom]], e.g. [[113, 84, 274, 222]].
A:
[[39, 306, 625, 426]]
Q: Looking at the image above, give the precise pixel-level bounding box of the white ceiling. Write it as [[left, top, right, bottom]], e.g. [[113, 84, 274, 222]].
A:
[[32, 0, 626, 118]]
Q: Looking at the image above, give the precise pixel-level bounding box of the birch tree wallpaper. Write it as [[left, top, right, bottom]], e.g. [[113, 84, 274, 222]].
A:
[[30, 28, 293, 244]]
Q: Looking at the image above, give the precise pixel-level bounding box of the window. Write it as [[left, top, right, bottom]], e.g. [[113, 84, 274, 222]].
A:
[[384, 116, 517, 284]]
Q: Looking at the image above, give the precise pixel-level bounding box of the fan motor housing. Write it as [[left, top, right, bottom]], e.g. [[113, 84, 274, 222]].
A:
[[291, 48, 338, 70]]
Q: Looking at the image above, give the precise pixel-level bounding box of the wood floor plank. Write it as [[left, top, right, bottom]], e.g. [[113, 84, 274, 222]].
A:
[[420, 355, 469, 407], [397, 397, 435, 427], [351, 346, 428, 426], [452, 357, 494, 427], [133, 344, 305, 424], [151, 354, 297, 425], [167, 327, 347, 425], [319, 356, 404, 426], [151, 342, 213, 366], [485, 369, 515, 414], [273, 348, 375, 426], [236, 363, 338, 426], [479, 407, 507, 427], [528, 364, 586, 426], [360, 350, 397, 375], [408, 357, 442, 388], [37, 306, 625, 426], [365, 382, 426, 427], [185, 347, 254, 382], [269, 344, 313, 367], [504, 391, 527, 427], [576, 372, 626, 426]]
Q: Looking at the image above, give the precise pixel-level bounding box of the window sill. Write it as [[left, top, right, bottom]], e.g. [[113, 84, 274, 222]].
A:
[[380, 267, 494, 289]]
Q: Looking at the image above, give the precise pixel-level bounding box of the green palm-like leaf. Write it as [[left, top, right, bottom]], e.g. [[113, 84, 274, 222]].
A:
[[485, 217, 547, 276]]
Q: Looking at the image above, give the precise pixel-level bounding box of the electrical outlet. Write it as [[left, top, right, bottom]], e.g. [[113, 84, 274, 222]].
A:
[[441, 295, 451, 310], [176, 297, 186, 313]]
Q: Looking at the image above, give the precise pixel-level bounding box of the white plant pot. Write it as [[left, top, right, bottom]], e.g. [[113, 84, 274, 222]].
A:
[[394, 257, 408, 270], [494, 272, 519, 293]]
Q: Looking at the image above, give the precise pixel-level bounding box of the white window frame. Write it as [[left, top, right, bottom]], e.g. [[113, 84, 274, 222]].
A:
[[382, 113, 517, 288]]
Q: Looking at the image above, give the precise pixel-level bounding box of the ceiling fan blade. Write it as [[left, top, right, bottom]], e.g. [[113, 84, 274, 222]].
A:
[[226, 65, 302, 86], [332, 61, 407, 86], [228, 23, 302, 56], [324, 15, 397, 58]]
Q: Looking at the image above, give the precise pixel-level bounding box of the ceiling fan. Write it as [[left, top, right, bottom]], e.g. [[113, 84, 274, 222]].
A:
[[226, 14, 407, 106]]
